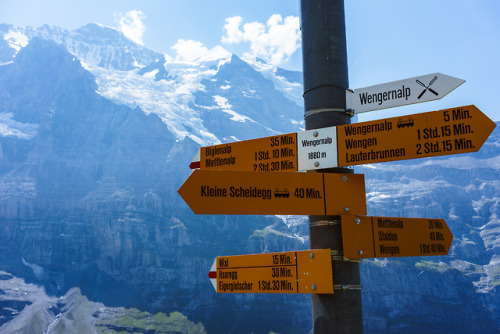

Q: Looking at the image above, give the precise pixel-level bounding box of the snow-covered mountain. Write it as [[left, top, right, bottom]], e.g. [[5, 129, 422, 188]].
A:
[[0, 23, 303, 147], [0, 23, 498, 333]]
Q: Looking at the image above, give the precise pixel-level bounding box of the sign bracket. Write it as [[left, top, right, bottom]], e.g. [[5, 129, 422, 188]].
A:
[[309, 219, 341, 227], [334, 284, 363, 291]]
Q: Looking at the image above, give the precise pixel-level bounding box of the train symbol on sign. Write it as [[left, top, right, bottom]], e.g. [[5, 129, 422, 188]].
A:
[[397, 117, 414, 128], [274, 189, 290, 198]]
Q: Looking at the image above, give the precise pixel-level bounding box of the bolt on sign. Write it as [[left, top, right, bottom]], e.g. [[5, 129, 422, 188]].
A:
[[177, 170, 367, 216], [337, 105, 496, 167], [340, 215, 454, 259], [208, 249, 334, 294]]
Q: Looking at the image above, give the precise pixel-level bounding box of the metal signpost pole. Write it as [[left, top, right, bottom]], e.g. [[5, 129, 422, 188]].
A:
[[300, 0, 363, 332]]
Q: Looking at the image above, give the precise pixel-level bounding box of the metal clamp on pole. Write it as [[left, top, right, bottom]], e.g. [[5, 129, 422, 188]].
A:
[[303, 83, 347, 97], [330, 250, 347, 262], [345, 88, 355, 117], [330, 250, 363, 263], [333, 284, 363, 291], [309, 220, 341, 228], [304, 108, 350, 119], [330, 250, 343, 262]]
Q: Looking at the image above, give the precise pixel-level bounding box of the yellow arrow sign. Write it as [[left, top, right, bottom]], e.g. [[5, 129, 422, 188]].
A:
[[190, 105, 495, 171], [178, 170, 367, 215], [338, 105, 496, 166], [341, 215, 454, 259], [196, 133, 299, 172], [208, 249, 333, 294]]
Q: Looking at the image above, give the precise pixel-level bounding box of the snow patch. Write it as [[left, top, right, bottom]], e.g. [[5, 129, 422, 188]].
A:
[[243, 56, 303, 106], [479, 210, 500, 251], [213, 95, 231, 109], [84, 61, 220, 146], [21, 258, 44, 280], [4, 30, 29, 52], [472, 196, 494, 214], [213, 95, 252, 122], [0, 113, 38, 139], [197, 45, 232, 66], [473, 255, 500, 293], [142, 69, 159, 79]]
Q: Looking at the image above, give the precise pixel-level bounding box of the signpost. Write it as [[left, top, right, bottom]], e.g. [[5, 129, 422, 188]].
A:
[[346, 73, 465, 114], [208, 249, 334, 294], [178, 169, 367, 216], [341, 215, 454, 259], [190, 105, 495, 170]]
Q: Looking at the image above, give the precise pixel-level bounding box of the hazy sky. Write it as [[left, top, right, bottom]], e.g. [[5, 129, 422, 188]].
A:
[[1, 0, 499, 122]]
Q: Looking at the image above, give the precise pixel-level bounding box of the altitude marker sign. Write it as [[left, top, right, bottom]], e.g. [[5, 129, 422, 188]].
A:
[[341, 215, 454, 259], [337, 105, 496, 167], [346, 73, 465, 114], [177, 169, 367, 216], [208, 249, 333, 294]]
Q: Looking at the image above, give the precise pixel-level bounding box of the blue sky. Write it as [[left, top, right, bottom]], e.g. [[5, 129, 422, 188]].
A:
[[1, 0, 499, 122]]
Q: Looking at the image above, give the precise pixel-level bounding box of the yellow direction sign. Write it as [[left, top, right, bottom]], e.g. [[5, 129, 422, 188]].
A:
[[341, 215, 454, 259], [208, 249, 333, 294], [338, 105, 496, 167], [194, 133, 299, 172], [178, 170, 366, 215]]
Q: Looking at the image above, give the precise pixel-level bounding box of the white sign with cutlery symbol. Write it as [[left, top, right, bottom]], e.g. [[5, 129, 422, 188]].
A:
[[346, 73, 465, 114]]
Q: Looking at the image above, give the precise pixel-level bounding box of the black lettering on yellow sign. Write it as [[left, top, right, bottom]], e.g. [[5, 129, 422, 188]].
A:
[[379, 245, 400, 256], [345, 148, 406, 163], [218, 281, 254, 292], [343, 120, 393, 136]]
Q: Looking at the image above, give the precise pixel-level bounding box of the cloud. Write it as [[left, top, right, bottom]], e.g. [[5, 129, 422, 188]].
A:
[[172, 39, 209, 61], [118, 10, 146, 45], [221, 16, 244, 44], [221, 14, 301, 66]]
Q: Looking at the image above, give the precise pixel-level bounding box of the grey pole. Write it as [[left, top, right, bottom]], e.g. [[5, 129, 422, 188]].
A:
[[300, 0, 363, 333]]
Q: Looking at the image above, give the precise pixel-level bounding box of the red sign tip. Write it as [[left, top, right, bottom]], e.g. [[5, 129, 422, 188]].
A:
[[190, 161, 201, 169]]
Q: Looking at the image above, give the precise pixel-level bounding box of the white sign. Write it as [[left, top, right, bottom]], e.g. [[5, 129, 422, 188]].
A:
[[346, 73, 465, 114], [297, 127, 337, 171]]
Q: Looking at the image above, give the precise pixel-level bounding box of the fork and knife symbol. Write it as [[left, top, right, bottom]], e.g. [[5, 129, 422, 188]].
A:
[[416, 75, 439, 99]]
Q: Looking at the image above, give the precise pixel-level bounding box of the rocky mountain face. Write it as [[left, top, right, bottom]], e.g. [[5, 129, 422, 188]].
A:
[[0, 23, 498, 333]]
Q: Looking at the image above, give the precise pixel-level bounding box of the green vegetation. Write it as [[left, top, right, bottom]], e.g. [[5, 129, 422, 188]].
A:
[[96, 309, 206, 334], [489, 264, 500, 287], [111, 308, 148, 328]]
